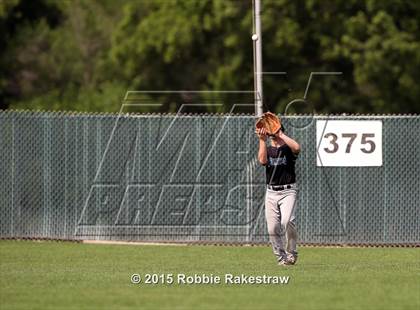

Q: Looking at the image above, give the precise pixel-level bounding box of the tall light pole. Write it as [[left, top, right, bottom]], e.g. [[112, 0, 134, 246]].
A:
[[253, 0, 263, 117]]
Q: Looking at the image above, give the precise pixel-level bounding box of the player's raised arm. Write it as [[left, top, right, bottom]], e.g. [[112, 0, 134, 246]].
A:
[[256, 128, 268, 165], [278, 130, 300, 155]]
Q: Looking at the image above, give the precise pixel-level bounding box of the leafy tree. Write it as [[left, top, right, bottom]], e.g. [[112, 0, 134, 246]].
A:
[[111, 0, 253, 113], [111, 0, 420, 114], [332, 1, 420, 112], [0, 0, 62, 109], [1, 0, 419, 114], [1, 0, 127, 112]]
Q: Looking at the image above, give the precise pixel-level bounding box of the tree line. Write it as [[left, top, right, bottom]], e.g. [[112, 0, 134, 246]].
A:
[[1, 0, 419, 114]]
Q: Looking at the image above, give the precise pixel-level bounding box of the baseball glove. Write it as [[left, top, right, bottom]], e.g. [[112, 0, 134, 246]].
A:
[[255, 112, 281, 136]]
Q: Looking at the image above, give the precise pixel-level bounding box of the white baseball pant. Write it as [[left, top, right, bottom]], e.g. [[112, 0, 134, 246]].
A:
[[265, 187, 298, 262]]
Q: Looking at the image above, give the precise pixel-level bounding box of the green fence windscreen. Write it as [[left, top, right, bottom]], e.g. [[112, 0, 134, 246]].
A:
[[0, 111, 419, 245]]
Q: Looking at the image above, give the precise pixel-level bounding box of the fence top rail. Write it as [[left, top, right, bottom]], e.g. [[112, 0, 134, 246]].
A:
[[1, 109, 419, 119]]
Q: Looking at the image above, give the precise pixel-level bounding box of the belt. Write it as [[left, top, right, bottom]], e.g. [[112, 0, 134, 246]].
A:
[[267, 183, 296, 191]]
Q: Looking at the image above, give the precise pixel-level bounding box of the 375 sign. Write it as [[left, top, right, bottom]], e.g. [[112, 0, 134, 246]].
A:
[[316, 120, 383, 167]]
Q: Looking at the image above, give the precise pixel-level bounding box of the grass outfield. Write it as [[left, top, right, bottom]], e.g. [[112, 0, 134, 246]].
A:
[[0, 241, 419, 310]]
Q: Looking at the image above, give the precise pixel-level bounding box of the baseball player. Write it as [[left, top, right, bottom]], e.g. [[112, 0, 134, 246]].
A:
[[256, 122, 300, 266]]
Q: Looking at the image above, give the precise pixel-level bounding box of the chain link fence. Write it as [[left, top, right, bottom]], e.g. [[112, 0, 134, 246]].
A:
[[1, 111, 419, 245]]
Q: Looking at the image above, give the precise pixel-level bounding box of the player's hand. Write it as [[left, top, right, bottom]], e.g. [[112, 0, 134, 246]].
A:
[[277, 129, 284, 138], [256, 128, 268, 141]]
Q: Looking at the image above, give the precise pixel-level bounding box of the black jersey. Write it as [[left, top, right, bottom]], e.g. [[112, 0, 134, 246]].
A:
[[265, 144, 297, 185]]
